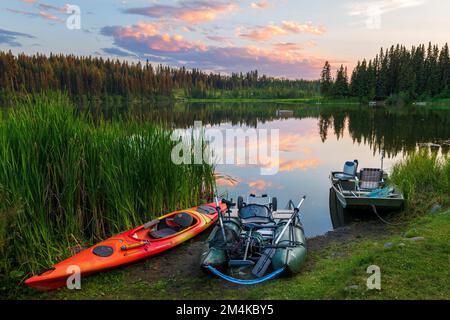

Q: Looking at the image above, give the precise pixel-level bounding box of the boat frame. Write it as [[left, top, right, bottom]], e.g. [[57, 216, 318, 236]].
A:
[[330, 171, 405, 210]]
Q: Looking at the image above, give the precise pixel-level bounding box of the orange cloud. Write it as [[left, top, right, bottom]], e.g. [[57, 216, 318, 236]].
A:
[[38, 10, 64, 22], [248, 180, 273, 190], [238, 21, 325, 41], [216, 177, 240, 187], [279, 159, 321, 172]]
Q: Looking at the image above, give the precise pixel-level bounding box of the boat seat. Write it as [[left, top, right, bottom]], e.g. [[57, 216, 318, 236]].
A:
[[360, 168, 383, 190], [149, 212, 194, 239], [243, 223, 277, 230], [172, 212, 194, 229], [149, 228, 178, 239], [334, 160, 359, 181]]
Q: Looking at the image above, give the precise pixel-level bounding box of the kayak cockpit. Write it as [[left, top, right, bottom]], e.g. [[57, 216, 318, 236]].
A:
[[131, 212, 199, 241]]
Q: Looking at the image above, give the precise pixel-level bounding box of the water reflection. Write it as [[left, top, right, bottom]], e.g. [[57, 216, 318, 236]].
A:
[[81, 101, 450, 237], [82, 101, 450, 158]]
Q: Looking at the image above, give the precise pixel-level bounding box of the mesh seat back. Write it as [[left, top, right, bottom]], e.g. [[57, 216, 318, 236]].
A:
[[360, 168, 382, 190]]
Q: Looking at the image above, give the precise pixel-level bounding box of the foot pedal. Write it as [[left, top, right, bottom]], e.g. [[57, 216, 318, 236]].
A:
[[228, 260, 255, 267]]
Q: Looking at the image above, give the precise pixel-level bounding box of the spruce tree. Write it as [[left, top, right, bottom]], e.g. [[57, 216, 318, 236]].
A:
[[320, 61, 333, 96]]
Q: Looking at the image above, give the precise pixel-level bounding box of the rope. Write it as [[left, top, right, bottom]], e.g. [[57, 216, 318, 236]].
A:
[[371, 205, 408, 226], [206, 265, 285, 285]]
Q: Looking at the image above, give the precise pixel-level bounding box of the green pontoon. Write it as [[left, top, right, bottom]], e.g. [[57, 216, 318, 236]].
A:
[[200, 195, 307, 285]]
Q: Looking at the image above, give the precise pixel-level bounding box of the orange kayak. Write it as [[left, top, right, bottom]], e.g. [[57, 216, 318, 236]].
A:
[[25, 202, 226, 290]]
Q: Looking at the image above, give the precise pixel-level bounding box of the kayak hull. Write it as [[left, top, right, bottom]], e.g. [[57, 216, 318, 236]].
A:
[[25, 202, 226, 290]]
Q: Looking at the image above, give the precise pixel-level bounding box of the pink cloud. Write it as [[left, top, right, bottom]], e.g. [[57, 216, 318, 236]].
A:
[[37, 3, 69, 13], [124, 1, 237, 24], [104, 23, 207, 53], [279, 159, 321, 172], [272, 42, 306, 52], [38, 10, 64, 22], [216, 177, 240, 187], [248, 180, 272, 190], [7, 5, 65, 23], [237, 24, 287, 41], [281, 21, 325, 35], [250, 0, 270, 9], [101, 24, 325, 79], [238, 21, 325, 41]]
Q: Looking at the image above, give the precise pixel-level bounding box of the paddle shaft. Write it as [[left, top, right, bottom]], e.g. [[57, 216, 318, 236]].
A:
[[215, 196, 227, 243], [274, 196, 306, 245], [252, 196, 306, 277]]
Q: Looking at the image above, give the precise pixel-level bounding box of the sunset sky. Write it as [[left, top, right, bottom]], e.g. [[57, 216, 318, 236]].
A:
[[1, 0, 449, 79]]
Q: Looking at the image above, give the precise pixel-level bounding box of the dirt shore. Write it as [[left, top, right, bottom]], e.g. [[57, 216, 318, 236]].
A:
[[124, 218, 394, 292]]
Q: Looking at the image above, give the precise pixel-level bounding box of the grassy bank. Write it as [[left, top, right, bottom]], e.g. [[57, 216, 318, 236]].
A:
[[14, 202, 449, 300], [0, 94, 214, 287], [184, 97, 360, 104], [6, 152, 450, 300]]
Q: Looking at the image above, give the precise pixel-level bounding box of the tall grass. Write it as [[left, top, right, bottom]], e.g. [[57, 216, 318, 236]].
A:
[[0, 94, 214, 278], [391, 150, 450, 213]]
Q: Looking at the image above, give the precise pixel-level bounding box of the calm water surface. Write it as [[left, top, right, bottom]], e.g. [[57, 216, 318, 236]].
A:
[[92, 102, 450, 237]]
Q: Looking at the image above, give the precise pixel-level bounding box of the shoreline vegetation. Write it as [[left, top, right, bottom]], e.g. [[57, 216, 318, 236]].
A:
[[2, 43, 450, 106], [0, 94, 215, 291], [0, 42, 449, 299], [0, 92, 448, 299], [3, 151, 449, 299], [320, 43, 450, 104]]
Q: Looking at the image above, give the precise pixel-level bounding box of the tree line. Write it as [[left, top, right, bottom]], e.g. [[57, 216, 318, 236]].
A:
[[0, 51, 319, 100], [320, 43, 450, 101]]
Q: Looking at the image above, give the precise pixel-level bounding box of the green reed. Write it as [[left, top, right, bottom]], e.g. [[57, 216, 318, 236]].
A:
[[0, 94, 214, 277], [391, 150, 450, 211]]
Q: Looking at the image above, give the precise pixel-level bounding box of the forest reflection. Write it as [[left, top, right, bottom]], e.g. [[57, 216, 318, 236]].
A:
[[82, 101, 450, 157]]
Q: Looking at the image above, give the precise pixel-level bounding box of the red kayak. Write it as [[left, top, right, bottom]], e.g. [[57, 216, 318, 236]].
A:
[[25, 202, 226, 290]]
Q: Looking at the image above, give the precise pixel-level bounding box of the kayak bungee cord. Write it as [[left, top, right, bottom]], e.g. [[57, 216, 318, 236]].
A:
[[206, 265, 285, 285]]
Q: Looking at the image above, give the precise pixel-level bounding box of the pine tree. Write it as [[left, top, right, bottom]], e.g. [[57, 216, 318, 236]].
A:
[[320, 61, 333, 96], [333, 65, 349, 97]]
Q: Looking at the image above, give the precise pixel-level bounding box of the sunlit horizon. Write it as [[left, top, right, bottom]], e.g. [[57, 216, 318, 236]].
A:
[[1, 0, 449, 79]]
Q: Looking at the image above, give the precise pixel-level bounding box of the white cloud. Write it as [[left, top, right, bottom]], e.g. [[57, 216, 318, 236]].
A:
[[348, 0, 427, 16]]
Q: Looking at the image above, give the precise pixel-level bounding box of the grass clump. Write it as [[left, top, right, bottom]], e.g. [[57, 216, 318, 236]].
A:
[[0, 94, 214, 282], [391, 150, 450, 214]]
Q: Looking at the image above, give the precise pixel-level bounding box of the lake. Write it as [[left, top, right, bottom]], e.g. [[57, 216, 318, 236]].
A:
[[89, 101, 450, 237]]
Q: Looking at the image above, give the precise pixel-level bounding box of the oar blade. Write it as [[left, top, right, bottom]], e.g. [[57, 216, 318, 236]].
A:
[[252, 248, 275, 278]]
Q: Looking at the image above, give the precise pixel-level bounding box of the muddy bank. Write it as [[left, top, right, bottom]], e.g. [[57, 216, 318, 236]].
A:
[[125, 219, 394, 291]]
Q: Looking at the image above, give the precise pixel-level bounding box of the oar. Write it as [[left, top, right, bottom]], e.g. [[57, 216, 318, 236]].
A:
[[252, 196, 306, 278], [215, 196, 227, 245]]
